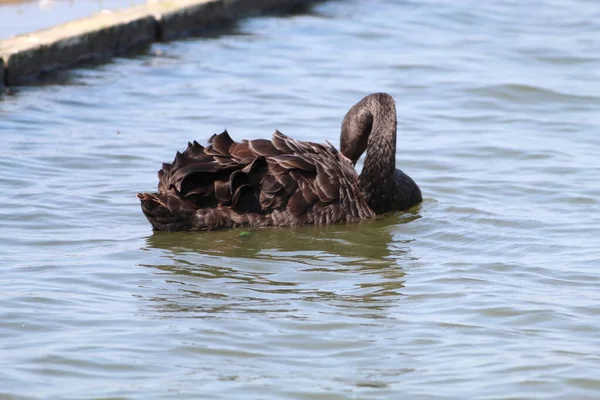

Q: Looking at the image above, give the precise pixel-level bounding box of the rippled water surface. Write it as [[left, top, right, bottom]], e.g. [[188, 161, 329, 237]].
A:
[[2, 0, 600, 398]]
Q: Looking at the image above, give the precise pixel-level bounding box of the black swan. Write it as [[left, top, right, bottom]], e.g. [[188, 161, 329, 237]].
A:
[[137, 93, 422, 231]]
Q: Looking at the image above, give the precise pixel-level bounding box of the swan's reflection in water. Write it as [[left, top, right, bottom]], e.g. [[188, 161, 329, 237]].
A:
[[140, 212, 420, 320]]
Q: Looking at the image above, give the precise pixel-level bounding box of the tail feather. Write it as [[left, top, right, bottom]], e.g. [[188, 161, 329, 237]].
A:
[[137, 192, 238, 231], [137, 192, 195, 232]]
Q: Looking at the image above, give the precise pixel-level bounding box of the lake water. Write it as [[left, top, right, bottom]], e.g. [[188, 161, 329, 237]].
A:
[[1, 0, 600, 398]]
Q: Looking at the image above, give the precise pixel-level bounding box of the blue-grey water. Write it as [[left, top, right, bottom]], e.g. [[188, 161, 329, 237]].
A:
[[2, 0, 600, 398]]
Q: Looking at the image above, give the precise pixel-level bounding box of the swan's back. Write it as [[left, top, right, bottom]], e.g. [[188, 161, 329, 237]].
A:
[[137, 130, 375, 231]]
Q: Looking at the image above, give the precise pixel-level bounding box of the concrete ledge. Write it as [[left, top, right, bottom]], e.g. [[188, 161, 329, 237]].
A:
[[224, 0, 312, 18], [0, 0, 323, 86], [0, 7, 156, 85], [152, 0, 230, 40]]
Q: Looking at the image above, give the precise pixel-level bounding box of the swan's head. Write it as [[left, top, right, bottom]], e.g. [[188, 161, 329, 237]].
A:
[[340, 99, 373, 165]]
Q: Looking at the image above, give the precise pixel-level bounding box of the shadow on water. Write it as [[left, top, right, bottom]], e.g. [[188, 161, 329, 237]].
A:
[[137, 211, 421, 319], [143, 211, 421, 265]]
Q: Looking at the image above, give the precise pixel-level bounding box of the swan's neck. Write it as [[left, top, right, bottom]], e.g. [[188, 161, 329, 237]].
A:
[[359, 104, 398, 214]]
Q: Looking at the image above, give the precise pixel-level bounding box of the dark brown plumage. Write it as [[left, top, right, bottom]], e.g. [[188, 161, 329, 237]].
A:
[[138, 93, 422, 231]]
